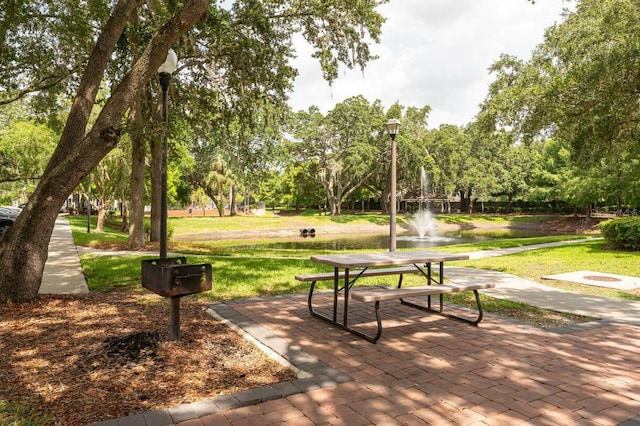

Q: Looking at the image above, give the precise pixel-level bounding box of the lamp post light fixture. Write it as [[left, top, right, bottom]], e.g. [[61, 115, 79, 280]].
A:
[[386, 118, 401, 252], [158, 48, 177, 261], [158, 48, 179, 339]]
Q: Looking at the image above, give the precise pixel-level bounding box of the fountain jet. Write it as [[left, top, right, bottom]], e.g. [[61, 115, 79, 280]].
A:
[[409, 166, 438, 238]]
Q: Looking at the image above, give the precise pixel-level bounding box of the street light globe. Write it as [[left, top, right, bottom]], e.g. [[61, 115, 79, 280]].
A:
[[158, 48, 178, 74], [386, 118, 401, 138]]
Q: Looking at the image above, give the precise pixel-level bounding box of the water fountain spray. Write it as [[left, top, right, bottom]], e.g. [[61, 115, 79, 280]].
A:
[[409, 166, 437, 238]]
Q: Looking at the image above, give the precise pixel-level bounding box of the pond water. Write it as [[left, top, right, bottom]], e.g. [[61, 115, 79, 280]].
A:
[[237, 228, 548, 251]]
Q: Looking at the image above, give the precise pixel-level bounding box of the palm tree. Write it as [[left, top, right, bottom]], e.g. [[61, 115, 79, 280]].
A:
[[205, 155, 236, 217]]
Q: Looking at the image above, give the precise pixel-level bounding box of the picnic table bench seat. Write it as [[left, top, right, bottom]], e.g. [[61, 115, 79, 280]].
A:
[[350, 282, 495, 302], [349, 282, 496, 342]]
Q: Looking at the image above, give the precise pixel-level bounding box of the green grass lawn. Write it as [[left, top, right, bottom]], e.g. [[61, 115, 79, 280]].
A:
[[455, 240, 640, 300], [69, 211, 547, 242], [171, 211, 398, 235], [67, 212, 640, 324]]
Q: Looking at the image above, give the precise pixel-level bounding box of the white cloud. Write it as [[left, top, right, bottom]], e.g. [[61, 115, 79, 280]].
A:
[[288, 0, 572, 128]]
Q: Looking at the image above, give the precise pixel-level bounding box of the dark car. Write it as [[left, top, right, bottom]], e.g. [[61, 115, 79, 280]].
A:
[[0, 216, 15, 236], [0, 207, 19, 236]]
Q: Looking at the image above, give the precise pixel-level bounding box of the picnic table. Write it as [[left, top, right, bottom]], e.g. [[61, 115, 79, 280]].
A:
[[296, 250, 494, 343]]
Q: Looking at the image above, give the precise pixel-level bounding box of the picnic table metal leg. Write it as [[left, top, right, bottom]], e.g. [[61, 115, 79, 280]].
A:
[[372, 301, 383, 342], [308, 278, 339, 325], [333, 268, 338, 322], [307, 280, 317, 313], [427, 262, 432, 309], [307, 274, 381, 343], [343, 301, 382, 343], [343, 268, 350, 326], [439, 261, 444, 311]]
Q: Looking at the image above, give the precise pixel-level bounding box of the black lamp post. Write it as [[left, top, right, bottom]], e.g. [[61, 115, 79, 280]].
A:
[[386, 118, 401, 252], [158, 48, 178, 339], [142, 50, 211, 342], [158, 48, 177, 260]]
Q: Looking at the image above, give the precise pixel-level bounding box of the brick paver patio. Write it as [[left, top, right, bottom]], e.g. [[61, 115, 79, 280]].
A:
[[167, 291, 640, 425]]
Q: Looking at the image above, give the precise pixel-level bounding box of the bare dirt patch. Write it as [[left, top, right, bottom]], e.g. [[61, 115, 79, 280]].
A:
[[0, 293, 295, 425], [537, 215, 604, 234]]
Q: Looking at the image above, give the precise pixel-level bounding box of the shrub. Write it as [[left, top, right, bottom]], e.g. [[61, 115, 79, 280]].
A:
[[599, 217, 640, 251]]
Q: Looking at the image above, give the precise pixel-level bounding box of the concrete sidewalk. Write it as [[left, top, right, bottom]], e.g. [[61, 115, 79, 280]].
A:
[[445, 266, 640, 324], [39, 217, 89, 295]]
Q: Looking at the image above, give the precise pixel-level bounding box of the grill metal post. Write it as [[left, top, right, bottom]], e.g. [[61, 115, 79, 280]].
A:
[[159, 57, 175, 339], [170, 296, 181, 340]]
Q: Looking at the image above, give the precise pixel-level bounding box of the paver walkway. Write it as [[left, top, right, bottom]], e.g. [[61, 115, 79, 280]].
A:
[[192, 293, 640, 426], [96, 270, 640, 425], [39, 218, 640, 425]]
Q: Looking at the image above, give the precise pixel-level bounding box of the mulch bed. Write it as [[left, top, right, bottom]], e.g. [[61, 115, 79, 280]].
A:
[[0, 293, 296, 425]]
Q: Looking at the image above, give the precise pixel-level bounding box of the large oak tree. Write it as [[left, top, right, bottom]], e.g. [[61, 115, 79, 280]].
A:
[[0, 0, 209, 303], [0, 0, 386, 303]]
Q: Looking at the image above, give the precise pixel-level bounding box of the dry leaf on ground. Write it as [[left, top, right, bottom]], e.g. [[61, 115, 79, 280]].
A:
[[0, 293, 295, 425]]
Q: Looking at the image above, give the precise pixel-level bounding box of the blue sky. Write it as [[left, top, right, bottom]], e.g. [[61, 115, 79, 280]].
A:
[[288, 0, 573, 128]]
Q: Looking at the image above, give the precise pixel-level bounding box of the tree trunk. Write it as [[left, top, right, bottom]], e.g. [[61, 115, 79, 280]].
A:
[[459, 190, 468, 213], [0, 0, 209, 303], [121, 198, 129, 233], [616, 171, 623, 216], [229, 183, 236, 216], [96, 180, 106, 232], [334, 178, 344, 215], [218, 189, 225, 217], [96, 202, 107, 232], [381, 187, 389, 215], [326, 193, 337, 216], [127, 29, 146, 247], [128, 93, 146, 248]]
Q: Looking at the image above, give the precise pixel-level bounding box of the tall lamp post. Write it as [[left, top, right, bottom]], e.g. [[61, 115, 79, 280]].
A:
[[144, 49, 210, 342], [158, 48, 177, 260], [386, 118, 401, 252], [158, 49, 178, 340]]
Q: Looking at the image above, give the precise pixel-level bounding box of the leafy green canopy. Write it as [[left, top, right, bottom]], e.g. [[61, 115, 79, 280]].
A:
[[0, 119, 56, 183], [480, 0, 640, 166], [156, 1, 388, 207], [0, 0, 110, 107]]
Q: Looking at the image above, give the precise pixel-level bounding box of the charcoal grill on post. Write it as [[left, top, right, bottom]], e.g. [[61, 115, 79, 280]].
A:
[[142, 257, 212, 340]]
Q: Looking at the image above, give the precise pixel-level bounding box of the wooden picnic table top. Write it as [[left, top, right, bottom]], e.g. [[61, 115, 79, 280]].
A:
[[309, 250, 469, 269]]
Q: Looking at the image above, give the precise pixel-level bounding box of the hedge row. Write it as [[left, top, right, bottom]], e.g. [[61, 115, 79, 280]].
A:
[[599, 217, 640, 251]]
